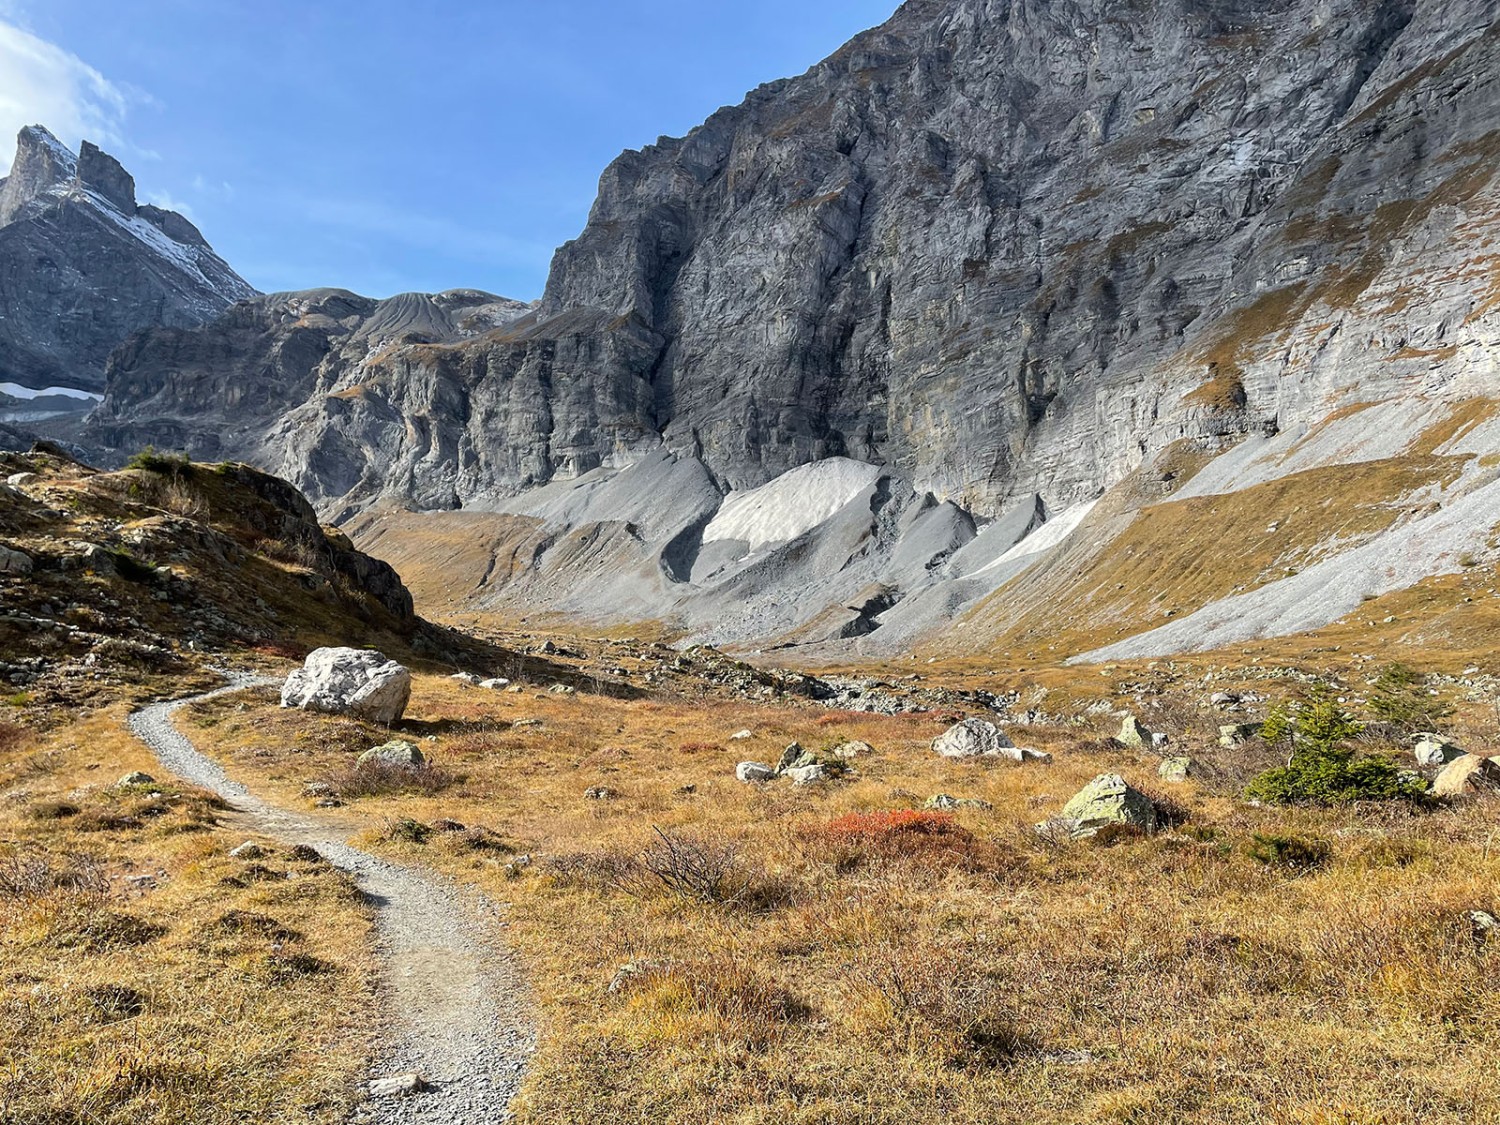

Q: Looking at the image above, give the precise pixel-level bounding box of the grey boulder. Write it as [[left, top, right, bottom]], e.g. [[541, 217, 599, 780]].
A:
[[932, 718, 1015, 759], [1412, 733, 1463, 767], [280, 647, 411, 725], [736, 761, 775, 783]]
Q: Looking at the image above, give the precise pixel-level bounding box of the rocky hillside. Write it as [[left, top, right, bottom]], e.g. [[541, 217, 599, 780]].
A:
[[0, 447, 416, 709], [0, 126, 255, 394]]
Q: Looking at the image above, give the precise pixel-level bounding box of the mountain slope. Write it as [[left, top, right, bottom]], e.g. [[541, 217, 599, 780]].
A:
[[0, 126, 256, 394]]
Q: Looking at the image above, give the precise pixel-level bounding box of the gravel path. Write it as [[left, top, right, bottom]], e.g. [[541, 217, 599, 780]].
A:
[[128, 673, 535, 1123]]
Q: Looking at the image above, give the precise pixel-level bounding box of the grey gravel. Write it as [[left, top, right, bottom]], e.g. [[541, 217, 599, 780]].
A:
[[128, 672, 534, 1124]]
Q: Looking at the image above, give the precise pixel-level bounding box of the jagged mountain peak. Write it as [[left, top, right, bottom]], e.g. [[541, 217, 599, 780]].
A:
[[0, 124, 257, 394]]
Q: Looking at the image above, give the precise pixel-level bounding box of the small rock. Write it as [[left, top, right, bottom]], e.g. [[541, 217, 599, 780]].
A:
[[229, 841, 268, 860], [786, 763, 828, 785], [584, 786, 617, 800], [777, 742, 815, 772], [480, 677, 510, 689], [513, 717, 544, 728], [1151, 732, 1170, 749], [1158, 757, 1192, 783], [5, 472, 38, 486], [115, 771, 155, 787], [832, 740, 874, 760], [450, 672, 481, 685], [302, 781, 334, 798], [369, 1073, 427, 1098], [1117, 715, 1153, 748], [1412, 733, 1463, 768], [1209, 692, 1240, 707], [1470, 910, 1498, 942], [1218, 722, 1260, 748], [0, 544, 33, 575], [736, 761, 776, 783], [549, 684, 576, 695], [729, 729, 754, 741], [924, 794, 993, 810], [358, 740, 425, 769]]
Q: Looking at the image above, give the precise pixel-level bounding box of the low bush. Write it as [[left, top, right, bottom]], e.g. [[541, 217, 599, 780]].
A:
[[1248, 686, 1427, 805], [1246, 832, 1331, 871], [799, 810, 1010, 873], [326, 760, 460, 800], [124, 446, 192, 476], [1246, 747, 1427, 805]]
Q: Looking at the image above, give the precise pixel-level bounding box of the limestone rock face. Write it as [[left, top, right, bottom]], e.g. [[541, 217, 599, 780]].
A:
[[280, 648, 412, 725], [90, 1, 1500, 522], [0, 126, 254, 393]]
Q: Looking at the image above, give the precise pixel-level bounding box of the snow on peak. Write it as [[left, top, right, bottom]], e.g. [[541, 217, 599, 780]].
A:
[[703, 457, 883, 550]]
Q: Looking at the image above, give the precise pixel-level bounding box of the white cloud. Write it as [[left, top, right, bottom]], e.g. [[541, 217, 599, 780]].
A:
[[144, 190, 195, 219], [0, 20, 129, 173]]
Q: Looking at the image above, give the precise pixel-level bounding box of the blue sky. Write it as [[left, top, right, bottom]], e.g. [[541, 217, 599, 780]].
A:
[[0, 1, 898, 298]]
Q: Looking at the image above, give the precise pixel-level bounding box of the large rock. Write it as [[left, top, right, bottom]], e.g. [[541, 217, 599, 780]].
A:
[[1053, 774, 1159, 840], [1432, 754, 1500, 799], [932, 718, 1016, 759], [735, 761, 775, 783], [280, 647, 412, 725]]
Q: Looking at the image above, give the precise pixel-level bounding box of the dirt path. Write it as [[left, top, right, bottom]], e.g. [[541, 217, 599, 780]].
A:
[[128, 674, 534, 1124]]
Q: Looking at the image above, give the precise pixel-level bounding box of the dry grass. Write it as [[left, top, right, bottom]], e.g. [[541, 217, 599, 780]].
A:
[[181, 673, 1500, 1124], [0, 708, 376, 1125]]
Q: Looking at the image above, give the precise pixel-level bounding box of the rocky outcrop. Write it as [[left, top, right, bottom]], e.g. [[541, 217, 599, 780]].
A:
[[0, 126, 255, 393]]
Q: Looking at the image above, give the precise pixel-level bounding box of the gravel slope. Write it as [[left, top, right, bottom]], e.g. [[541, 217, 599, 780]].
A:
[[128, 674, 534, 1123]]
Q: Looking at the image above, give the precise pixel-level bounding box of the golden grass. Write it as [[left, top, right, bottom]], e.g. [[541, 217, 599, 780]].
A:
[[0, 707, 376, 1124], [952, 455, 1464, 660], [178, 674, 1500, 1125]]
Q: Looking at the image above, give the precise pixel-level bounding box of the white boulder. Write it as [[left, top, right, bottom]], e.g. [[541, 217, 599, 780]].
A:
[[280, 647, 411, 725], [933, 718, 1018, 759]]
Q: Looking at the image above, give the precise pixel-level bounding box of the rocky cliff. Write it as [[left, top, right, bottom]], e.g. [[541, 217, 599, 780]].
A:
[[94, 1, 1499, 516], [0, 126, 255, 393]]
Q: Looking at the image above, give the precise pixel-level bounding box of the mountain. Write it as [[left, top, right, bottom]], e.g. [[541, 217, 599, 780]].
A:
[[87, 0, 1500, 658], [0, 125, 256, 394]]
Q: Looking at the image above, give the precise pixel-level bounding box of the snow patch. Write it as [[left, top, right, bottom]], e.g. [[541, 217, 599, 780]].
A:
[[703, 458, 883, 551], [0, 383, 100, 401]]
